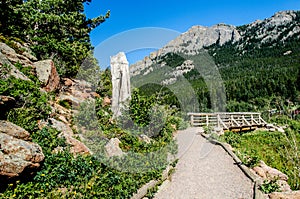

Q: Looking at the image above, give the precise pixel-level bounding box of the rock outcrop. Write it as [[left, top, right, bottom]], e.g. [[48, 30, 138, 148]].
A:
[[268, 191, 300, 199], [0, 121, 31, 141], [251, 161, 291, 193], [110, 52, 131, 117], [0, 41, 38, 81], [0, 121, 44, 180], [104, 138, 124, 157], [0, 51, 30, 81], [162, 24, 240, 56], [241, 11, 300, 46], [34, 59, 60, 92], [0, 42, 34, 67], [38, 118, 91, 155], [58, 78, 98, 107]]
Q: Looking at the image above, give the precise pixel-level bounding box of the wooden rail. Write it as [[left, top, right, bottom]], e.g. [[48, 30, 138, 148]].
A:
[[187, 112, 267, 130]]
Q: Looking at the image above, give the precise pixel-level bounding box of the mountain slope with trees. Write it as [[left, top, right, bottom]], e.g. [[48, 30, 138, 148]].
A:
[[131, 10, 300, 116]]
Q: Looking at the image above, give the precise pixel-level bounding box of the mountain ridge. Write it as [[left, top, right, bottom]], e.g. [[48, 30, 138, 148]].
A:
[[130, 10, 300, 77]]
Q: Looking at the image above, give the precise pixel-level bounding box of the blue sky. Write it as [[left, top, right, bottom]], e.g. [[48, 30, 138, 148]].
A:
[[84, 0, 300, 68]]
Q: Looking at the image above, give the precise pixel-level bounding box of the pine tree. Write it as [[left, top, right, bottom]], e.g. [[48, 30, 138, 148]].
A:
[[0, 0, 24, 36], [12, 0, 109, 77]]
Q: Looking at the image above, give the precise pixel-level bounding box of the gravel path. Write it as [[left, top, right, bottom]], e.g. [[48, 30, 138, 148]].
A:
[[154, 127, 254, 199]]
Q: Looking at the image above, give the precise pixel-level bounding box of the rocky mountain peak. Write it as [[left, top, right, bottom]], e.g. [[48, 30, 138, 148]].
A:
[[239, 10, 299, 46], [130, 23, 240, 76], [247, 10, 297, 30], [160, 23, 240, 56], [130, 10, 300, 77]]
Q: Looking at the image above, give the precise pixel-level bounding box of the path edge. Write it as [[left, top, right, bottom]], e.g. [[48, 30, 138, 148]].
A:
[[201, 133, 265, 199], [130, 165, 175, 199]]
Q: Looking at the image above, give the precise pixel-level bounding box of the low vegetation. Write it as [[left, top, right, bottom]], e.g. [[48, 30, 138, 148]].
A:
[[219, 116, 300, 190], [1, 72, 181, 198]]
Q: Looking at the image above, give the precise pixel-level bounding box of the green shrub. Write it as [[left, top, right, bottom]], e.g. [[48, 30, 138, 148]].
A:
[[14, 62, 39, 82], [0, 77, 50, 131], [168, 115, 189, 130], [260, 179, 280, 194], [31, 127, 66, 155], [58, 100, 72, 109]]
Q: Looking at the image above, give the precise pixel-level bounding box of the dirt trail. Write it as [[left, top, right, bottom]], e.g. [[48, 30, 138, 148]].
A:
[[154, 127, 254, 199]]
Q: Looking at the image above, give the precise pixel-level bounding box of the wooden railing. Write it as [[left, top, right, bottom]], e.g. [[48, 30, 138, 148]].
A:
[[187, 112, 267, 130]]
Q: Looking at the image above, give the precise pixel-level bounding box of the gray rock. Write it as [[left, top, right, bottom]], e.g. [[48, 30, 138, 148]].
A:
[[104, 138, 124, 157], [139, 134, 152, 144], [213, 127, 224, 136], [276, 180, 291, 192], [0, 124, 44, 179], [48, 118, 74, 136], [258, 160, 288, 181], [130, 24, 240, 76], [269, 191, 300, 199], [0, 42, 33, 67], [58, 94, 86, 107], [110, 52, 131, 117], [34, 59, 60, 92], [0, 52, 30, 81], [0, 120, 31, 141]]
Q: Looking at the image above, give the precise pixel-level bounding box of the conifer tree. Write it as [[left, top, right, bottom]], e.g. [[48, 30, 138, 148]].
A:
[[1, 0, 109, 77]]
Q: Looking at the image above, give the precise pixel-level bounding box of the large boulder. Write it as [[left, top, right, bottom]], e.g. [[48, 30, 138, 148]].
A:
[[0, 121, 44, 180], [252, 160, 291, 193], [34, 59, 60, 92], [0, 120, 31, 141], [258, 161, 289, 181]]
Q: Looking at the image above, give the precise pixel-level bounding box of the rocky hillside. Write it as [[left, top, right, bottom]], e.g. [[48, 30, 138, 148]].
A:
[[0, 35, 179, 198], [130, 10, 300, 77], [0, 39, 97, 182]]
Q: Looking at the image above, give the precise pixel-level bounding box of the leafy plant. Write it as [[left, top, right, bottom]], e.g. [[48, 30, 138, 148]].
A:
[[0, 76, 50, 131], [260, 179, 280, 194], [14, 62, 38, 82]]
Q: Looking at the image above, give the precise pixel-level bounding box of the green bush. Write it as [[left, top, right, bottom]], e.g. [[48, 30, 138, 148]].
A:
[[0, 76, 50, 131], [260, 179, 280, 194], [14, 62, 39, 82]]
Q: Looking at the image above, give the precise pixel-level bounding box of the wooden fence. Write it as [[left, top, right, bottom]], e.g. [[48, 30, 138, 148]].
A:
[[187, 112, 267, 130]]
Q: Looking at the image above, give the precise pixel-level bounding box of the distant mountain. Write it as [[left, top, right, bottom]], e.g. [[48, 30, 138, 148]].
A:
[[130, 10, 299, 77], [130, 10, 300, 113]]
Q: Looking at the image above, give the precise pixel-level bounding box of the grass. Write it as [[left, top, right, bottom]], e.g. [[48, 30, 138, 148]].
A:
[[219, 120, 300, 190]]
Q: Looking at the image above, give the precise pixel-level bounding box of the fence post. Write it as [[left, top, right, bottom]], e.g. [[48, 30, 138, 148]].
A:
[[206, 115, 209, 126], [191, 114, 194, 126]]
